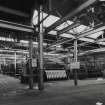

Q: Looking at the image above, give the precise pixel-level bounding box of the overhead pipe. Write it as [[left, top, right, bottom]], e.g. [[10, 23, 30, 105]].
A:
[[45, 0, 97, 33], [0, 6, 29, 18], [0, 19, 34, 33]]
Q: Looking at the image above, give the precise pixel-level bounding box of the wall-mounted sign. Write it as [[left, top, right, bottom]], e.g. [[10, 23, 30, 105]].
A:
[[32, 58, 37, 67], [70, 62, 80, 69]]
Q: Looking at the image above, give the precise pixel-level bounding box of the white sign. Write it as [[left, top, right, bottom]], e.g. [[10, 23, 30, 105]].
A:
[[70, 62, 80, 69], [32, 59, 37, 67]]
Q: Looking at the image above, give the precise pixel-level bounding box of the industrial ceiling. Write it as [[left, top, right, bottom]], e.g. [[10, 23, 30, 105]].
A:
[[0, 0, 105, 64]]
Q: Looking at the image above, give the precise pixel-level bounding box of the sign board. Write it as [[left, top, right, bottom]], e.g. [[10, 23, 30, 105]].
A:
[[32, 58, 37, 67], [70, 62, 80, 69]]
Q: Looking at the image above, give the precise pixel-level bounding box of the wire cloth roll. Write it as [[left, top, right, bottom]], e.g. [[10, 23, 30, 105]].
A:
[[45, 70, 67, 79]]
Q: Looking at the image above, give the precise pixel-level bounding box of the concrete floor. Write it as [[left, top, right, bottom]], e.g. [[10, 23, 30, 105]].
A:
[[0, 74, 105, 105]]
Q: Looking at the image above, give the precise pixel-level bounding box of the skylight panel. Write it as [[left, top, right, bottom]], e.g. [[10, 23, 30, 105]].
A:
[[60, 33, 75, 38], [67, 20, 74, 25], [56, 21, 73, 30], [32, 10, 75, 32], [73, 25, 89, 34], [43, 15, 59, 27], [32, 10, 38, 25], [69, 25, 90, 34], [69, 30, 76, 34], [41, 12, 48, 18], [79, 37, 94, 42], [88, 31, 104, 39], [56, 22, 68, 30], [32, 10, 48, 25], [48, 30, 57, 35]]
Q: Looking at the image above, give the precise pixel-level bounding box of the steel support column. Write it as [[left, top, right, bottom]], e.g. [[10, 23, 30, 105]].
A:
[[14, 52, 16, 76], [29, 38, 34, 89], [74, 39, 78, 86], [0, 19, 33, 33], [38, 5, 44, 90]]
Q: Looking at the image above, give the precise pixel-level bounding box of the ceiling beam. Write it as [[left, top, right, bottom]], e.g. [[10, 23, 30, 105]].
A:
[[0, 19, 34, 33], [85, 36, 96, 40], [60, 47, 105, 58], [66, 25, 105, 45], [46, 38, 74, 49], [79, 47, 105, 56], [0, 6, 29, 18], [67, 38, 105, 49], [47, 25, 105, 49], [67, 42, 89, 49], [45, 0, 97, 33]]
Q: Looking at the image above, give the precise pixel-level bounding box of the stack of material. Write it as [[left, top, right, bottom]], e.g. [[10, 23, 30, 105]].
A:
[[45, 70, 67, 80]]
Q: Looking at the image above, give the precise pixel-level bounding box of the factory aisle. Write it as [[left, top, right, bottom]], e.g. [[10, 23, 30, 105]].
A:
[[0, 74, 105, 105], [0, 74, 27, 95]]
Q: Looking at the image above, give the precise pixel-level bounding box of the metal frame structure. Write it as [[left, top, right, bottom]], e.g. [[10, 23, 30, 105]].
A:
[[45, 0, 97, 33], [46, 0, 99, 49], [47, 24, 105, 49], [57, 22, 80, 36]]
